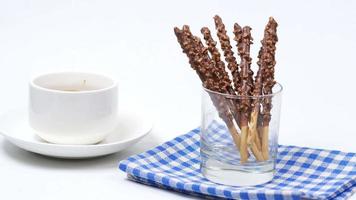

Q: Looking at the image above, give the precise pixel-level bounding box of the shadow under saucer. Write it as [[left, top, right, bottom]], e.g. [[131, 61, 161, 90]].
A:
[[0, 132, 161, 170]]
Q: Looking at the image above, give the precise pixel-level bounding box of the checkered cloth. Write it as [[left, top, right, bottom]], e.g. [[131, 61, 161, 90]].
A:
[[119, 125, 356, 199]]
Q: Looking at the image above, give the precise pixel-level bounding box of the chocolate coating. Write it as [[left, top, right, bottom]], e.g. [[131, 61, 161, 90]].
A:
[[174, 25, 235, 128], [234, 25, 254, 122], [259, 17, 278, 124], [214, 15, 240, 92], [201, 27, 235, 95]]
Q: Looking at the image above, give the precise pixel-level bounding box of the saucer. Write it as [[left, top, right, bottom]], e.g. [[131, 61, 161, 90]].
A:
[[0, 108, 153, 159]]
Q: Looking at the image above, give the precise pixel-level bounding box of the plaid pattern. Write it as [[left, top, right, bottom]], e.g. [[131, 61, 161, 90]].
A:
[[119, 125, 356, 200]]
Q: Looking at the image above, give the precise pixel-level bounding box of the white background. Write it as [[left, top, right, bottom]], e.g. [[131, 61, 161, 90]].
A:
[[0, 0, 355, 199]]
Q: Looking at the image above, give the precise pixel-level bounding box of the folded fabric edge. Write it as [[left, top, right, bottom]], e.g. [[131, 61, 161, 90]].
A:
[[118, 160, 231, 199], [324, 178, 356, 200], [127, 174, 225, 200], [126, 174, 305, 200], [119, 160, 303, 199]]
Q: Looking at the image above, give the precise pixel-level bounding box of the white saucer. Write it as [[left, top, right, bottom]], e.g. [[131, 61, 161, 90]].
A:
[[0, 108, 152, 159]]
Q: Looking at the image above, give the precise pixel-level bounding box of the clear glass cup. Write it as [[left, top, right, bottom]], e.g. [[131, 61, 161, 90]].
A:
[[200, 83, 283, 186]]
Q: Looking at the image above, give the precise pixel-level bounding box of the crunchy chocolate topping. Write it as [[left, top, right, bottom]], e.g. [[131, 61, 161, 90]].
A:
[[214, 15, 240, 92], [253, 38, 265, 100], [234, 26, 254, 122], [174, 27, 206, 82], [174, 25, 235, 128], [234, 24, 254, 90], [260, 17, 278, 123], [193, 35, 227, 93], [201, 27, 235, 95]]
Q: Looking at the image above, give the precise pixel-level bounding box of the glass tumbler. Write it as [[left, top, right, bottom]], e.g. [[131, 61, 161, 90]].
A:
[[200, 83, 283, 186]]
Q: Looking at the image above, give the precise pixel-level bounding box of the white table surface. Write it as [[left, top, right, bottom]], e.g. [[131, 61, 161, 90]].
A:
[[0, 0, 355, 199]]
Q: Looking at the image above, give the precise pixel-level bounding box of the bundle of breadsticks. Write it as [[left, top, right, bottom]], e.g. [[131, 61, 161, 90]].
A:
[[174, 15, 278, 163]]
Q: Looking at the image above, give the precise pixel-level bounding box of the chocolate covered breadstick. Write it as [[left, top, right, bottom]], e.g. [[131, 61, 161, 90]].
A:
[[234, 26, 263, 162], [260, 17, 278, 160], [233, 23, 264, 161], [200, 27, 241, 122], [174, 26, 242, 150], [214, 15, 244, 141]]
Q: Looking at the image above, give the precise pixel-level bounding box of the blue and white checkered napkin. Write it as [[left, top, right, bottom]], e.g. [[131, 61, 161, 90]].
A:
[[119, 125, 356, 199]]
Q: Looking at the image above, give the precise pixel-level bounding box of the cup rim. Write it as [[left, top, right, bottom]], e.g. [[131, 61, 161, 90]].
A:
[[30, 71, 118, 94], [203, 82, 283, 99]]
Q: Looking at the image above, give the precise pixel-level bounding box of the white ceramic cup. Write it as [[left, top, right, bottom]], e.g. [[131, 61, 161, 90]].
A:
[[29, 72, 118, 145]]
